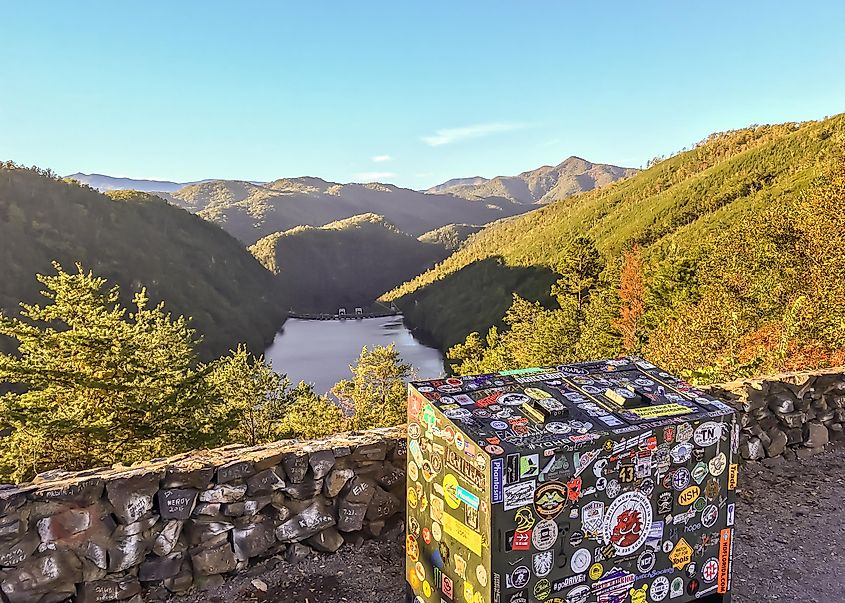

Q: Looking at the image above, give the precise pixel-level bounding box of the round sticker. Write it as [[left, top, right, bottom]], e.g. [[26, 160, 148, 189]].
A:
[[709, 452, 727, 476], [490, 420, 509, 431], [702, 557, 719, 583], [566, 585, 590, 603], [422, 580, 432, 598], [485, 444, 504, 455], [407, 535, 419, 562], [431, 521, 442, 541], [454, 433, 465, 450], [408, 461, 419, 482], [533, 579, 551, 601], [545, 422, 572, 434], [408, 423, 422, 439], [476, 564, 488, 587], [570, 547, 592, 573], [442, 474, 461, 509], [650, 576, 670, 601], [422, 527, 431, 544], [602, 491, 653, 556], [532, 519, 558, 551], [407, 487, 418, 509], [500, 393, 531, 406], [701, 504, 719, 528], [589, 562, 604, 580], [605, 479, 621, 499], [509, 566, 530, 588]]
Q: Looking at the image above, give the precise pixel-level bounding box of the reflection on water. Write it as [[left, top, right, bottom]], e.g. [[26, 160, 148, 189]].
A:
[[264, 316, 445, 396]]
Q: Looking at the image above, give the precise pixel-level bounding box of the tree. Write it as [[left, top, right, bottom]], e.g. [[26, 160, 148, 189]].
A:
[[275, 389, 347, 439], [552, 235, 603, 312], [0, 264, 232, 482], [205, 345, 317, 445], [332, 345, 411, 430], [615, 245, 646, 353]]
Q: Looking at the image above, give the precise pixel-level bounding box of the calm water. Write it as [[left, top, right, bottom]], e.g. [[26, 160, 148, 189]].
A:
[[264, 316, 444, 395]]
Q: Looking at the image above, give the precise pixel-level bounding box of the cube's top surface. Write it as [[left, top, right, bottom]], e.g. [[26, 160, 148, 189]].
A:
[[409, 357, 735, 454]]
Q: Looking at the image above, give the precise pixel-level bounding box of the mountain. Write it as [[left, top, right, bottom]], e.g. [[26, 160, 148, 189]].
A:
[[418, 224, 484, 252], [426, 156, 639, 204], [385, 114, 845, 380], [0, 164, 286, 359], [425, 177, 489, 194], [249, 213, 449, 312], [66, 173, 201, 193], [163, 178, 531, 246]]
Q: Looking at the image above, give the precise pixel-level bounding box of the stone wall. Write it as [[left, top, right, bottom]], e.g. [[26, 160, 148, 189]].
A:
[[704, 367, 845, 462], [2, 368, 845, 603], [0, 427, 406, 603]]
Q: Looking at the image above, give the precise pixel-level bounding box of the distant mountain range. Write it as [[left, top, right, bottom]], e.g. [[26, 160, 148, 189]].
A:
[[426, 156, 639, 204], [67, 157, 637, 246]]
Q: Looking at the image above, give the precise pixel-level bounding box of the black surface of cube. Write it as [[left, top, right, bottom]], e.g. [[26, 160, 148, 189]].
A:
[[406, 357, 737, 603]]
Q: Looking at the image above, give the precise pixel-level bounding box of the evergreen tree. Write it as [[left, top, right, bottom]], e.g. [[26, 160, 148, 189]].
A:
[[0, 264, 232, 481], [332, 345, 411, 430]]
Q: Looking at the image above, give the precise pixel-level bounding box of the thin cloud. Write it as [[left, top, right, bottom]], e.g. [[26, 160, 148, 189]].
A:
[[354, 171, 397, 182], [422, 122, 532, 146], [371, 154, 392, 162]]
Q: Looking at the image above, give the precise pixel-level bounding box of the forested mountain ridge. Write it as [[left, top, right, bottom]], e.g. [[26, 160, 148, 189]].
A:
[[249, 213, 449, 312], [0, 164, 286, 359], [385, 114, 845, 382], [425, 156, 639, 204], [163, 177, 531, 245]]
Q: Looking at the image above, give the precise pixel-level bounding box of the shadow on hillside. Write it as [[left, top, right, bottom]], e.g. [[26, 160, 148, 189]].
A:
[[397, 256, 560, 353]]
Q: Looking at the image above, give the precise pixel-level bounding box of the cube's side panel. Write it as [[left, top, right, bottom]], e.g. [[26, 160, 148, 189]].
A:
[[488, 412, 737, 603], [407, 385, 492, 603]]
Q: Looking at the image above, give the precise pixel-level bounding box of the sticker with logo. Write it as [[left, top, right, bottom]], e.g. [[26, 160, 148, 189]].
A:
[[701, 504, 719, 528], [491, 457, 504, 504], [503, 480, 536, 511], [591, 567, 635, 602], [442, 474, 461, 509], [564, 584, 590, 603], [678, 486, 700, 507], [691, 462, 709, 485], [602, 491, 653, 556], [532, 518, 559, 551], [505, 454, 520, 484], [581, 500, 605, 533], [650, 575, 670, 601], [694, 422, 723, 447], [629, 584, 648, 603], [506, 566, 530, 589], [520, 454, 539, 479], [570, 547, 592, 574], [534, 482, 567, 519], [669, 537, 693, 569], [533, 579, 551, 600], [670, 576, 684, 598], [533, 550, 553, 577], [672, 468, 691, 491]]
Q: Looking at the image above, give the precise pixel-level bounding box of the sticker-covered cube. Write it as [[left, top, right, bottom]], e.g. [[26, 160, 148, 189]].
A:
[[406, 357, 737, 603]]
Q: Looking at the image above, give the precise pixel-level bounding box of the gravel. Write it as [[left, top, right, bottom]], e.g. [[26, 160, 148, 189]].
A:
[[169, 445, 845, 603]]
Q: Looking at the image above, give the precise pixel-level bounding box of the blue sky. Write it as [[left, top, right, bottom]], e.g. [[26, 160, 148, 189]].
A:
[[1, 1, 843, 189]]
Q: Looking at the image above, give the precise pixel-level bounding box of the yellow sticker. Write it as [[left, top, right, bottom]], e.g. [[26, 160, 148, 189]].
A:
[[669, 538, 693, 569], [628, 403, 693, 419], [423, 580, 432, 598], [678, 486, 700, 507], [443, 513, 482, 556], [589, 562, 604, 580], [443, 474, 461, 509], [728, 464, 738, 490], [464, 581, 474, 603], [525, 387, 553, 399]]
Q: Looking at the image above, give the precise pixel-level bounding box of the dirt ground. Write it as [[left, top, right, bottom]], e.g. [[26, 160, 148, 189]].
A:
[[169, 445, 845, 603]]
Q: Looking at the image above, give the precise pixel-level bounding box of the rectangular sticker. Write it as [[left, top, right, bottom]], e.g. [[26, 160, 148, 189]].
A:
[[443, 512, 482, 556], [628, 403, 693, 419], [728, 464, 738, 490], [456, 486, 480, 509], [717, 528, 732, 594], [491, 457, 504, 504]]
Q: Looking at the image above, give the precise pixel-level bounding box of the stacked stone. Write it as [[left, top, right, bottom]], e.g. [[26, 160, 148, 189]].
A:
[[705, 369, 845, 462], [0, 427, 406, 603]]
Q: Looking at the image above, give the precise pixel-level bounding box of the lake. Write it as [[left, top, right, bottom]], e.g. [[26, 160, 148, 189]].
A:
[[264, 316, 445, 395]]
